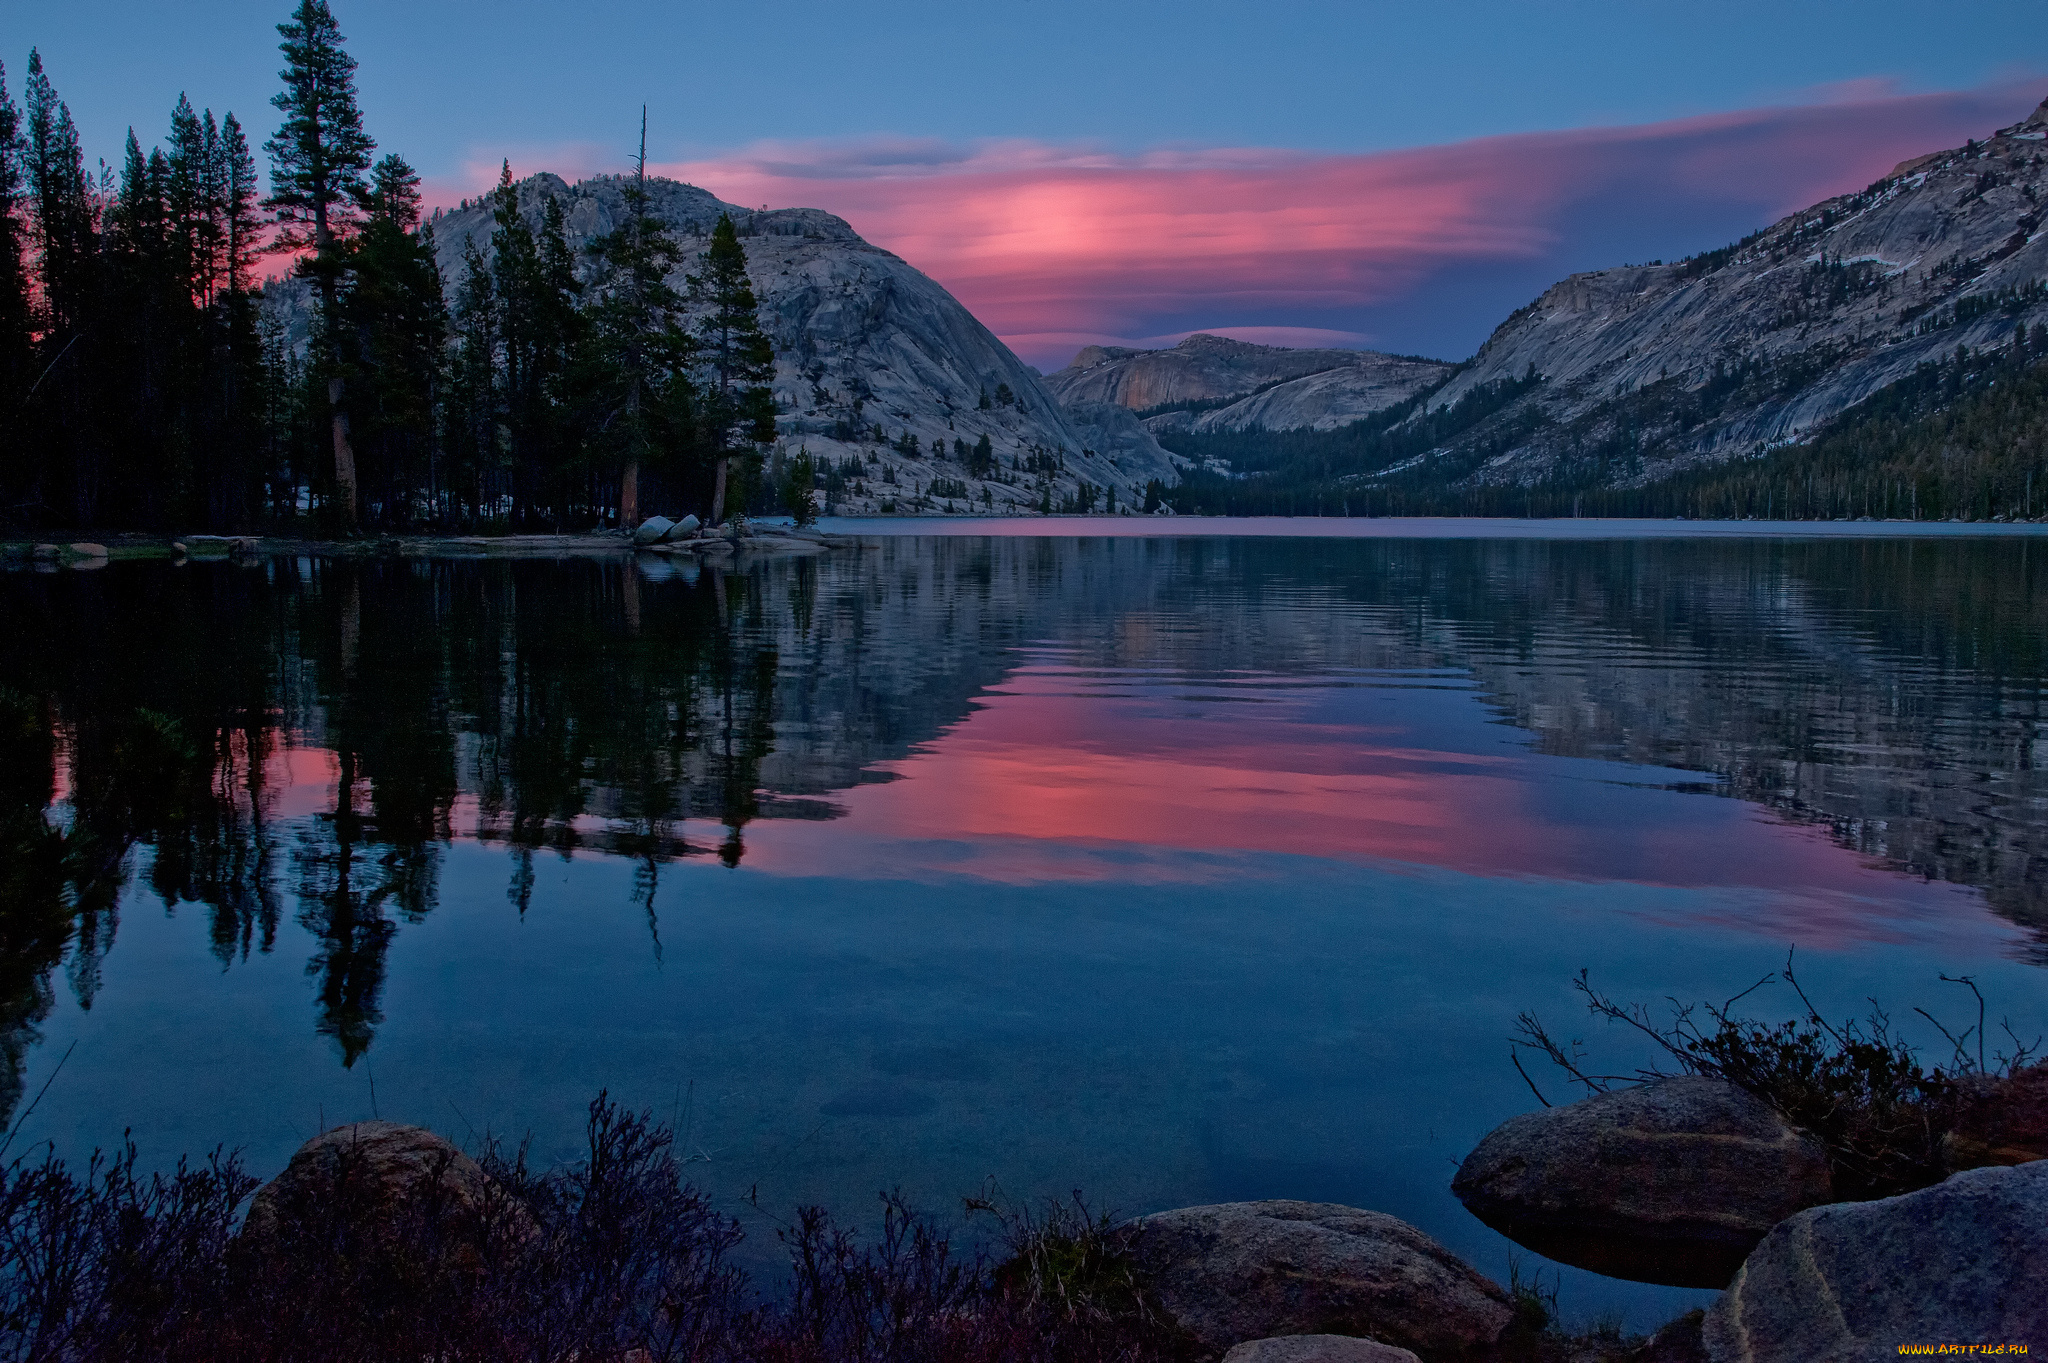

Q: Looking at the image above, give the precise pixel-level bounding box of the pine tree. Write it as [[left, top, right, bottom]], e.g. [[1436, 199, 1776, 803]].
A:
[[0, 62, 29, 465], [445, 237, 500, 522], [692, 213, 775, 524], [780, 446, 818, 526], [487, 165, 582, 526], [264, 0, 376, 527], [22, 51, 102, 523], [338, 154, 446, 525], [22, 52, 94, 337], [166, 94, 212, 303], [219, 114, 261, 297], [581, 112, 694, 527], [0, 64, 24, 403]]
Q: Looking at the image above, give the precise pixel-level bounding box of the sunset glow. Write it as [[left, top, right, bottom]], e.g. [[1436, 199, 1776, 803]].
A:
[[610, 79, 2047, 366]]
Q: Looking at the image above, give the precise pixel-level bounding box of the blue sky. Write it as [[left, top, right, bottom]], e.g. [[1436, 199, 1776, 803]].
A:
[[10, 1, 2046, 364]]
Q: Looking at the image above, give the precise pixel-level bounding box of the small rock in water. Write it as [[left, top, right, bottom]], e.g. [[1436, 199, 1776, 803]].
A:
[[1704, 1160, 2048, 1361], [1451, 1076, 1832, 1288], [242, 1120, 524, 1246], [1130, 1200, 1511, 1356], [1221, 1336, 1421, 1363], [633, 515, 675, 545]]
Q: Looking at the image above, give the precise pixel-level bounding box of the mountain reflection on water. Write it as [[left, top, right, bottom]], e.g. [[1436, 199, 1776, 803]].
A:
[[0, 534, 2044, 1319]]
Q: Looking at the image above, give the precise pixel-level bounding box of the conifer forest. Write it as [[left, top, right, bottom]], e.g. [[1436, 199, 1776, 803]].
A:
[[0, 1, 779, 535]]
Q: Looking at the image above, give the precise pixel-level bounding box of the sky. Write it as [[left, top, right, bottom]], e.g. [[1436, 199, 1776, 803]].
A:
[[10, 1, 2047, 368]]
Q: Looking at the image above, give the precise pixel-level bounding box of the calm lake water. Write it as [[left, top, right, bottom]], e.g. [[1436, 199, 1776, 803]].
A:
[[5, 525, 2047, 1329]]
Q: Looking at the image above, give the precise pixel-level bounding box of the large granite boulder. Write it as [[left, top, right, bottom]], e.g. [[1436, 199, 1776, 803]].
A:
[[1704, 1161, 2048, 1361], [1129, 1200, 1512, 1358], [1945, 1062, 2048, 1171], [243, 1120, 518, 1245], [633, 515, 675, 545], [1451, 1077, 1832, 1288], [1221, 1336, 1421, 1363]]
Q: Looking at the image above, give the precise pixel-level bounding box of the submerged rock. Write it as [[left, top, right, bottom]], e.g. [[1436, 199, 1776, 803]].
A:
[[1704, 1161, 2048, 1361], [1221, 1336, 1421, 1363], [243, 1120, 513, 1245], [1130, 1200, 1511, 1357], [1451, 1076, 1832, 1288]]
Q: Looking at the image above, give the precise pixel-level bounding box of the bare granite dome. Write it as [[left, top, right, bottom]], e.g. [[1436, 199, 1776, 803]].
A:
[[421, 174, 1182, 512]]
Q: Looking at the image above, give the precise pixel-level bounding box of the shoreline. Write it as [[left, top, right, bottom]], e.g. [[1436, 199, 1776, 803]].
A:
[[8, 514, 2048, 568]]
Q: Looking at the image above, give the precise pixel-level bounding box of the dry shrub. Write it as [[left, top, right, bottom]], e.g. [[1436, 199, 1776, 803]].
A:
[[0, 1101, 1189, 1363], [1514, 953, 2040, 1200]]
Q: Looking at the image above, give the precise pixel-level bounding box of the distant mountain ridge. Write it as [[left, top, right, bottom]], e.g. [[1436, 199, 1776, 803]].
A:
[[1044, 333, 1453, 434], [1388, 94, 2048, 491]]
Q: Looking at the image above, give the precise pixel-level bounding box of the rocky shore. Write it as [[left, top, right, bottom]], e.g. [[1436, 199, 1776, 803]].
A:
[[0, 521, 858, 568], [211, 1061, 2043, 1363]]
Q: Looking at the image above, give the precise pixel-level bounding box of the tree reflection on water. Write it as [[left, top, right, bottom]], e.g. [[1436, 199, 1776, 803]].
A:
[[0, 535, 2044, 1125], [0, 556, 789, 1091]]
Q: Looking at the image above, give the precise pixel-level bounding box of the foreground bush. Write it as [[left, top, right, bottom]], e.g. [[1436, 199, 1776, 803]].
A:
[[0, 1097, 1188, 1363]]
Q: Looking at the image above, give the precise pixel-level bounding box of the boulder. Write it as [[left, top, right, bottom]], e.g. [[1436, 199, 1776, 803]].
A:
[[1703, 1161, 2048, 1361], [1451, 1077, 1832, 1288], [67, 542, 109, 559], [1130, 1200, 1512, 1358], [1221, 1336, 1420, 1363], [243, 1120, 515, 1245], [633, 515, 675, 545], [668, 514, 700, 538], [1945, 1061, 2048, 1170], [1638, 1310, 1707, 1363]]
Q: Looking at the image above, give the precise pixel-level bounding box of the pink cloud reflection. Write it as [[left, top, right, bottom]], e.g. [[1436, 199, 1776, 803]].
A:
[[740, 676, 2011, 956]]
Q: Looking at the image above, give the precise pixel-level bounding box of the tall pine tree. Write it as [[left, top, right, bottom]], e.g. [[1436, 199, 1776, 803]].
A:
[[338, 154, 446, 525], [487, 165, 582, 526], [264, 0, 375, 527], [692, 213, 775, 525], [0, 63, 33, 481], [22, 51, 101, 523], [581, 111, 694, 527]]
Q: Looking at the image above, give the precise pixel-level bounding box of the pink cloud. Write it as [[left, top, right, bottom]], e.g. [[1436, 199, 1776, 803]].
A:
[[665, 79, 2047, 365], [437, 78, 2046, 367]]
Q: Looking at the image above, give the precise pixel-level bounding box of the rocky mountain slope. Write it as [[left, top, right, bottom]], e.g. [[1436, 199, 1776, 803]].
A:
[[274, 174, 1181, 516], [1392, 96, 2048, 490], [1044, 334, 1452, 434]]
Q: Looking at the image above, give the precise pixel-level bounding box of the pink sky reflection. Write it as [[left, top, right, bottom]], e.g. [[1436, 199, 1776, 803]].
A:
[[738, 677, 2007, 956]]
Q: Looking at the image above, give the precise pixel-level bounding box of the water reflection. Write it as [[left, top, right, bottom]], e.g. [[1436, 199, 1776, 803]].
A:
[[0, 537, 2044, 1115]]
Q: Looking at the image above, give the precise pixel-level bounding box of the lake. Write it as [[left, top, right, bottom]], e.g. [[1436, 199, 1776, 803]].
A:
[[4, 522, 2046, 1331]]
